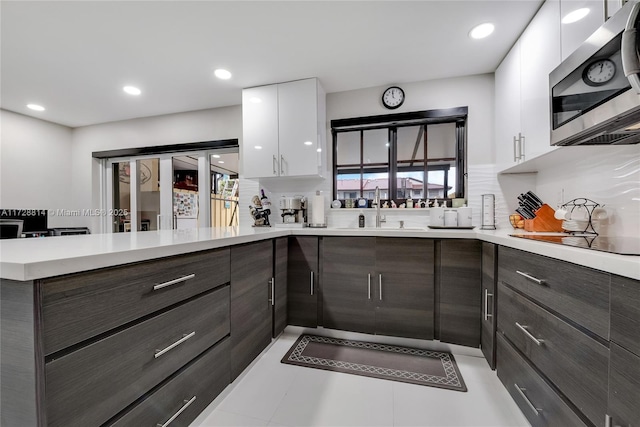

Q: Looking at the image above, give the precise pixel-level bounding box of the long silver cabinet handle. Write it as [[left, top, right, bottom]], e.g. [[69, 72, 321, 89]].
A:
[[270, 278, 275, 306], [515, 270, 545, 285], [153, 274, 196, 291], [280, 155, 285, 175], [157, 396, 197, 427], [273, 155, 278, 175], [368, 274, 371, 299], [484, 289, 494, 321], [520, 135, 525, 161], [513, 135, 518, 162], [515, 322, 544, 346], [514, 384, 541, 416], [379, 274, 382, 301], [155, 331, 196, 358], [310, 271, 314, 296]]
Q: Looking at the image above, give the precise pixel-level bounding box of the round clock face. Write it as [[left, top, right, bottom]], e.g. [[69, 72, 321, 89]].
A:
[[583, 59, 616, 86], [382, 86, 405, 109]]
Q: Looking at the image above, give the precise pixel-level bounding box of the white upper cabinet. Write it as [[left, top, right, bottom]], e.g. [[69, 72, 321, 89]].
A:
[[560, 0, 606, 61], [520, 0, 561, 161], [242, 78, 326, 179], [495, 0, 562, 170]]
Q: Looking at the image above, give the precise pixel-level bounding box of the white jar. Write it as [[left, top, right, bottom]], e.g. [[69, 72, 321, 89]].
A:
[[430, 207, 445, 226], [444, 210, 458, 227], [457, 206, 472, 227]]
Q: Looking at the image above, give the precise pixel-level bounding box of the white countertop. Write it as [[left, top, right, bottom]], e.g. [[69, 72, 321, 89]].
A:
[[1, 226, 638, 281]]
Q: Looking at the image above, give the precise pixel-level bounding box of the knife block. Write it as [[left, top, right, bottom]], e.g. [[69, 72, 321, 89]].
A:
[[524, 204, 564, 232]]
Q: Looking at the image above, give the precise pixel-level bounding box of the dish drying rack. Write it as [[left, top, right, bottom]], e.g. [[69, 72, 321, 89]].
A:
[[560, 198, 602, 235]]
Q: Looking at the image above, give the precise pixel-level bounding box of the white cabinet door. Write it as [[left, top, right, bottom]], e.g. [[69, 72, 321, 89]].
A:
[[520, 0, 561, 161], [277, 79, 320, 177], [495, 41, 522, 168], [242, 85, 279, 179], [560, 0, 605, 61]]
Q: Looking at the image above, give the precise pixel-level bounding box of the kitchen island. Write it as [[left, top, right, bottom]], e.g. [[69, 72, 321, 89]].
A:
[[1, 227, 638, 427]]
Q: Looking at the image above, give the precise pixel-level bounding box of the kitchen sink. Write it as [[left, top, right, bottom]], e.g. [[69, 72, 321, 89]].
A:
[[334, 227, 426, 231]]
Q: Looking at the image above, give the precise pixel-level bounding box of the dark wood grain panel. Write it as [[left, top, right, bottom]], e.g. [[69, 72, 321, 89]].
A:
[[109, 337, 230, 427], [274, 237, 288, 337], [230, 241, 273, 380], [42, 248, 230, 355], [498, 246, 609, 339], [374, 238, 434, 340], [322, 237, 376, 334], [611, 274, 640, 357], [496, 333, 587, 427], [0, 279, 45, 427], [481, 242, 497, 369], [608, 343, 640, 427], [45, 287, 230, 427], [498, 283, 608, 426], [287, 236, 318, 327], [439, 239, 482, 347]]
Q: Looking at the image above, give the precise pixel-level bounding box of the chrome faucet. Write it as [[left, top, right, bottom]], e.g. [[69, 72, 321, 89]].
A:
[[373, 186, 386, 228]]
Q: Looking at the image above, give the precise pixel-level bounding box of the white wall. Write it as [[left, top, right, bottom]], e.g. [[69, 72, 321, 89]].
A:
[[71, 106, 243, 231], [0, 110, 77, 227]]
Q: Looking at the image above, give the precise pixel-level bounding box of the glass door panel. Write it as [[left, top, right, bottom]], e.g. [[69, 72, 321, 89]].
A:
[[136, 158, 160, 231], [112, 162, 131, 233], [172, 155, 200, 230]]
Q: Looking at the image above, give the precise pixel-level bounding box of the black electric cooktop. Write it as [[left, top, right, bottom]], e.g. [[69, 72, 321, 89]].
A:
[[510, 234, 640, 256]]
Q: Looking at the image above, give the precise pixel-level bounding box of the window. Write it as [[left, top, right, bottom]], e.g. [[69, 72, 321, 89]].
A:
[[332, 108, 467, 202]]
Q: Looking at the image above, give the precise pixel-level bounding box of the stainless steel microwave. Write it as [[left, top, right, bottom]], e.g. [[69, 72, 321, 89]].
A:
[[550, 0, 640, 146]]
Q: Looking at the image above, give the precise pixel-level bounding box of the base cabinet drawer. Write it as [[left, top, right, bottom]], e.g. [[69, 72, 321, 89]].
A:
[[498, 283, 608, 426], [42, 248, 231, 355], [496, 333, 587, 427], [109, 337, 231, 427], [608, 343, 640, 427], [45, 287, 230, 427]]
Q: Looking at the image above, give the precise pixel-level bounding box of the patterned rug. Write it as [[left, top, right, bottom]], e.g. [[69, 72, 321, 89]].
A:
[[281, 334, 467, 392]]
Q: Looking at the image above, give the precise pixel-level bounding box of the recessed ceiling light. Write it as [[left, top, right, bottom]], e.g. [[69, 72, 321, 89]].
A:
[[214, 69, 232, 80], [254, 146, 263, 150], [218, 160, 225, 164], [212, 154, 221, 158], [250, 97, 262, 103], [123, 86, 141, 95], [317, 148, 322, 153], [562, 8, 590, 24], [27, 104, 45, 111], [469, 23, 495, 39], [304, 141, 313, 146]]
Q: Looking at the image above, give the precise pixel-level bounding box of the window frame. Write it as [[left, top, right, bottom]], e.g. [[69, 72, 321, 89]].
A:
[[331, 107, 468, 202]]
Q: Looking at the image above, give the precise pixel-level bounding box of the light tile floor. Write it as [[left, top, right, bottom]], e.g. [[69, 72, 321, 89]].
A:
[[191, 327, 530, 427]]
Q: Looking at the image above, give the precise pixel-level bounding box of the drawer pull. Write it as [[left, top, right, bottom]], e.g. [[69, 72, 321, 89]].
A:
[[368, 274, 371, 299], [515, 322, 545, 346], [310, 271, 314, 296], [379, 274, 383, 301], [484, 289, 494, 321], [514, 384, 541, 416], [269, 278, 275, 306], [153, 274, 196, 291], [154, 331, 196, 358], [515, 270, 545, 285], [157, 395, 197, 427]]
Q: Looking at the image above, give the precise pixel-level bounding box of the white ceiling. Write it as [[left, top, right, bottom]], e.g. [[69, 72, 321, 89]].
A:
[[1, 0, 543, 128]]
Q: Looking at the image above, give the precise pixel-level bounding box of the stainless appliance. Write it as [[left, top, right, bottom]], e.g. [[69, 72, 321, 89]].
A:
[[278, 196, 306, 225], [550, 0, 640, 146]]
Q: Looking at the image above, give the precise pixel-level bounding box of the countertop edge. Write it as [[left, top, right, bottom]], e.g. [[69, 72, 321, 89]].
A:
[[1, 227, 638, 281]]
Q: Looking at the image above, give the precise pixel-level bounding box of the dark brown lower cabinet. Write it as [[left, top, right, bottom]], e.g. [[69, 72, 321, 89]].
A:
[[322, 237, 434, 340], [273, 237, 288, 337], [230, 241, 273, 380], [480, 242, 497, 369], [496, 333, 587, 427], [287, 236, 319, 327], [608, 343, 640, 427], [438, 239, 482, 347]]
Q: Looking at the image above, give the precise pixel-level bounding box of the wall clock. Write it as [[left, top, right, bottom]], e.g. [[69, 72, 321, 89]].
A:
[[582, 59, 616, 87], [382, 86, 405, 109]]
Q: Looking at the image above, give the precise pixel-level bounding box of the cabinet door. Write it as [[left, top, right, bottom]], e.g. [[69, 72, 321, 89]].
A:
[[322, 237, 376, 334], [438, 240, 482, 347], [520, 0, 561, 161], [230, 241, 273, 380], [277, 79, 320, 177], [608, 343, 640, 427], [287, 236, 318, 327], [481, 242, 497, 369], [374, 238, 434, 340], [242, 85, 279, 178], [611, 274, 640, 357], [560, 0, 605, 61], [495, 42, 522, 168], [273, 237, 288, 337]]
